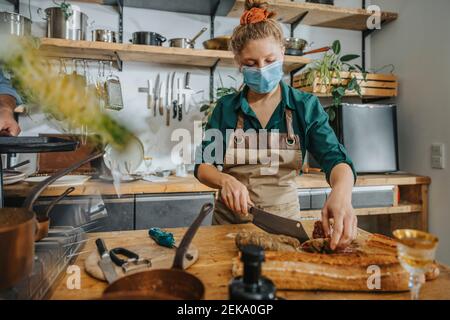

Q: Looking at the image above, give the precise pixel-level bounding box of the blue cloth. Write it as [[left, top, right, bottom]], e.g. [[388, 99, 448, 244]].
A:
[[0, 68, 23, 105]]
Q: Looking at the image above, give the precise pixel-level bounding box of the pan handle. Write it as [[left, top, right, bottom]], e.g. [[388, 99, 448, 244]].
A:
[[41, 186, 76, 219], [172, 202, 214, 270], [302, 46, 331, 56]]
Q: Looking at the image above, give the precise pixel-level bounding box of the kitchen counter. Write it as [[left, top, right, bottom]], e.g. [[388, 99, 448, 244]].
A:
[[3, 172, 430, 197], [48, 223, 450, 300]]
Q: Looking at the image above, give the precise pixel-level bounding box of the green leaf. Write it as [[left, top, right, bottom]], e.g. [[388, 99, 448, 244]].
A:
[[335, 86, 346, 96], [355, 64, 365, 72], [332, 40, 341, 55], [347, 77, 357, 91], [340, 54, 360, 62]]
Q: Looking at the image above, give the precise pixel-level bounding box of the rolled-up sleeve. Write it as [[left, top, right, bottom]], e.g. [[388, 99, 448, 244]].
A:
[[0, 69, 23, 105], [304, 95, 357, 184]]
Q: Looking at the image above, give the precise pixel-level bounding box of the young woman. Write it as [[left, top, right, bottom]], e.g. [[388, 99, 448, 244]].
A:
[[195, 0, 357, 250]]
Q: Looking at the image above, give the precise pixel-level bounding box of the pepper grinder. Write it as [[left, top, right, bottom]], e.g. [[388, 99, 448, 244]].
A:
[[229, 245, 276, 300]]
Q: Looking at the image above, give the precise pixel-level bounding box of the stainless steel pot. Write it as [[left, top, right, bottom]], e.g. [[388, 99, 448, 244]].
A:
[[39, 7, 88, 40], [0, 11, 31, 37], [169, 27, 207, 49], [92, 29, 116, 43], [131, 31, 166, 46]]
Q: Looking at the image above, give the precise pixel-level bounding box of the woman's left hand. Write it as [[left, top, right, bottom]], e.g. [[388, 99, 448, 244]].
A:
[[321, 188, 357, 250]]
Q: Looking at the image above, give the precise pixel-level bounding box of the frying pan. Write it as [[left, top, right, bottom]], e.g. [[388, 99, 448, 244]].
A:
[[102, 202, 214, 300]]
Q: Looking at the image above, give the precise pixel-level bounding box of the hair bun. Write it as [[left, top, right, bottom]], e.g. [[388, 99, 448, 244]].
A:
[[244, 0, 269, 10]]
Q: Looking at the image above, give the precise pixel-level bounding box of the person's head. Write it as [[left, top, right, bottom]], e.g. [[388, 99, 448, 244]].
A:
[[231, 0, 285, 69], [230, 1, 285, 94]]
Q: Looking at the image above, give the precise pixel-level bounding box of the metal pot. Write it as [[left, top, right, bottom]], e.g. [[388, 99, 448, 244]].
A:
[[169, 27, 207, 49], [102, 203, 214, 300], [131, 32, 166, 46], [0, 11, 31, 37], [0, 152, 103, 290], [284, 37, 308, 51], [39, 7, 89, 40], [203, 36, 231, 51], [92, 29, 116, 43]]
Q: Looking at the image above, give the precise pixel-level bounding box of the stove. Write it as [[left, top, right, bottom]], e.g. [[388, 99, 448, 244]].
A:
[[0, 226, 85, 300]]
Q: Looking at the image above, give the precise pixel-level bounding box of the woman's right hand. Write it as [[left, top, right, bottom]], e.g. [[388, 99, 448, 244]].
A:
[[220, 174, 254, 216]]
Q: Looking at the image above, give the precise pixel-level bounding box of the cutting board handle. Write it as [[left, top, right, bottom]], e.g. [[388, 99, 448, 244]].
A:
[[172, 203, 213, 269]]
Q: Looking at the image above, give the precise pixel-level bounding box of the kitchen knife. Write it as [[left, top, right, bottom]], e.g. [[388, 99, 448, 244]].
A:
[[147, 80, 153, 111], [177, 78, 182, 121], [154, 73, 160, 116], [95, 238, 118, 284], [158, 82, 164, 116], [250, 207, 310, 243], [166, 73, 171, 125], [171, 72, 178, 119]]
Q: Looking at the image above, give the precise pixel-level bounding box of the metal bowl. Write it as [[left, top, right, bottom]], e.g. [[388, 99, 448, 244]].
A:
[[284, 37, 308, 51]]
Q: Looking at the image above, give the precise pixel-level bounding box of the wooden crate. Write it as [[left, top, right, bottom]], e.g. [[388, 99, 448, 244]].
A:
[[293, 72, 398, 98]]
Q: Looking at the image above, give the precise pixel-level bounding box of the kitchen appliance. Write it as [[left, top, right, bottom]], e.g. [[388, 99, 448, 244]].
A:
[[250, 207, 309, 243], [39, 6, 89, 40], [169, 27, 207, 49], [131, 31, 166, 46], [102, 203, 213, 300], [92, 29, 116, 43], [0, 11, 31, 37], [327, 103, 399, 173]]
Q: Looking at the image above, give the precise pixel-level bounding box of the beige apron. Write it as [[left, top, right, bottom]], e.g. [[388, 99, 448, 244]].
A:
[[212, 108, 303, 225]]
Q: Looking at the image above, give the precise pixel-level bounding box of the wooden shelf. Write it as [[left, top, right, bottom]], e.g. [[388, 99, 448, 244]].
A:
[[228, 0, 398, 31], [38, 38, 311, 73]]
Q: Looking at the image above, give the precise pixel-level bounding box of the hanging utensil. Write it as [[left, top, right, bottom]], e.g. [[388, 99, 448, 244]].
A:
[[154, 73, 161, 117], [165, 73, 172, 126], [138, 80, 154, 111], [172, 74, 178, 119], [177, 78, 182, 121], [104, 62, 124, 111], [158, 81, 164, 116]]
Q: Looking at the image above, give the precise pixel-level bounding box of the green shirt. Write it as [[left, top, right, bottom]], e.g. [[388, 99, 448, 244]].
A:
[[195, 81, 357, 184]]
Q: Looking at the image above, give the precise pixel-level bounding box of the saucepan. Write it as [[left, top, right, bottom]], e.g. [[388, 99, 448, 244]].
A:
[[102, 202, 214, 300], [203, 35, 231, 51], [130, 31, 166, 46], [169, 27, 208, 49], [0, 152, 103, 290], [284, 37, 330, 56]]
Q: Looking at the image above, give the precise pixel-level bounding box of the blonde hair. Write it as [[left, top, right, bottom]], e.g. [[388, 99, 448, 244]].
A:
[[230, 0, 284, 54]]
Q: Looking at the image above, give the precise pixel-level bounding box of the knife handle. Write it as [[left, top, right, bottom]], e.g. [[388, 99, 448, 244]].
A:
[[178, 104, 182, 121], [172, 101, 178, 119], [95, 238, 109, 258], [159, 98, 164, 116], [166, 108, 170, 126]]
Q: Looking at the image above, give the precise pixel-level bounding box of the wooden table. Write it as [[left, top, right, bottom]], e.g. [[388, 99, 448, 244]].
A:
[[49, 223, 450, 300]]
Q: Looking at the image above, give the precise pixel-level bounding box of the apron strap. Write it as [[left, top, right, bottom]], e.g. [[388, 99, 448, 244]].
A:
[[285, 109, 296, 141], [236, 112, 245, 130]]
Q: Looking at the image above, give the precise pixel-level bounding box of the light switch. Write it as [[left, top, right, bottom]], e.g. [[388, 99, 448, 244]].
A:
[[431, 143, 445, 169]]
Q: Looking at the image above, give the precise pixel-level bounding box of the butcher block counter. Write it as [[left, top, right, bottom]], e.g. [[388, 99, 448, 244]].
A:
[[48, 223, 450, 300]]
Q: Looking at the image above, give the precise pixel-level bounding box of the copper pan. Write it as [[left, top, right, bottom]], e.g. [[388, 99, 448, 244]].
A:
[[102, 203, 214, 300], [0, 152, 103, 290]]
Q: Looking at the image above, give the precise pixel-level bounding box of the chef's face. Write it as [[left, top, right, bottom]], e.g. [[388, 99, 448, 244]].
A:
[[236, 36, 285, 69]]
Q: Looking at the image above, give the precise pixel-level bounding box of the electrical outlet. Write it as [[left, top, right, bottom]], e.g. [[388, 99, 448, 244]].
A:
[[431, 156, 444, 169], [431, 143, 444, 157], [431, 143, 445, 169]]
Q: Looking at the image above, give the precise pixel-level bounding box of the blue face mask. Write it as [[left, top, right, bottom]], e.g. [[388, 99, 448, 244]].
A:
[[242, 60, 283, 94]]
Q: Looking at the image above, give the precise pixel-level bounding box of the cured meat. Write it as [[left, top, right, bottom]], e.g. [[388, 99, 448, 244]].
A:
[[235, 231, 301, 252], [312, 220, 326, 239]]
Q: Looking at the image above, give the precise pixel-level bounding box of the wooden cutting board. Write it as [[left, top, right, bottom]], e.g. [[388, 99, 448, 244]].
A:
[[232, 222, 415, 292], [85, 243, 198, 282]]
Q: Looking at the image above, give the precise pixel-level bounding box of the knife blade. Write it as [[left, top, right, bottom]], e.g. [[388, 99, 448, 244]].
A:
[[165, 73, 171, 125], [158, 82, 164, 116], [154, 73, 160, 116], [250, 207, 310, 243], [95, 238, 118, 284]]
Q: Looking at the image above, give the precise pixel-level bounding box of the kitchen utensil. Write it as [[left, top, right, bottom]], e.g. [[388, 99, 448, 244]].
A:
[[249, 207, 309, 243], [155, 169, 171, 178], [158, 82, 164, 116], [171, 72, 178, 119], [284, 37, 330, 56], [24, 175, 91, 187], [165, 73, 171, 126], [143, 156, 153, 175], [149, 227, 194, 261], [202, 36, 231, 51], [102, 203, 214, 300], [99, 174, 141, 183], [131, 31, 166, 46], [177, 78, 182, 121], [169, 27, 207, 49], [183, 72, 196, 114], [95, 238, 118, 284], [104, 62, 123, 111], [154, 73, 161, 116], [39, 6, 89, 40], [0, 152, 103, 290], [393, 229, 439, 300], [138, 80, 154, 111], [110, 247, 152, 273], [85, 243, 198, 282], [0, 11, 32, 37], [35, 187, 75, 242], [5, 159, 30, 171], [92, 29, 116, 43], [0, 136, 78, 153], [103, 135, 144, 176]]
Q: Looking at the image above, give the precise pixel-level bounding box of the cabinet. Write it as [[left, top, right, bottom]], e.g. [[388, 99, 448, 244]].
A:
[[135, 192, 215, 229]]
